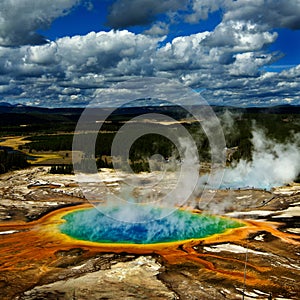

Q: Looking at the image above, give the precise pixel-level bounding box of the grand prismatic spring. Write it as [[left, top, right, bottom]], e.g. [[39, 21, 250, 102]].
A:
[[1, 196, 299, 299], [60, 205, 244, 244]]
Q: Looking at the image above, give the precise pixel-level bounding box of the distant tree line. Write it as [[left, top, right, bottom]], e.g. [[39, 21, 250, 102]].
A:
[[14, 112, 300, 173], [96, 157, 113, 169], [0, 149, 29, 174], [23, 135, 74, 152], [49, 165, 73, 174]]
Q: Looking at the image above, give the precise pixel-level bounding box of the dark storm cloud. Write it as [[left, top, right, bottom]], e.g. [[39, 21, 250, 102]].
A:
[[0, 0, 80, 46], [224, 0, 300, 30], [106, 0, 185, 28]]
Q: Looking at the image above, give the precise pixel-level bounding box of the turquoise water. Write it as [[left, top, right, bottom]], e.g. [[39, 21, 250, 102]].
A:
[[60, 206, 244, 244]]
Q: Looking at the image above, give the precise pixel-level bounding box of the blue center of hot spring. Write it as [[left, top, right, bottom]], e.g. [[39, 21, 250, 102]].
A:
[[60, 206, 244, 244]]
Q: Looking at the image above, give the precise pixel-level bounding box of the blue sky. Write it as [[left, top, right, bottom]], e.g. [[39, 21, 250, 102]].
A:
[[0, 0, 300, 107], [38, 2, 223, 43]]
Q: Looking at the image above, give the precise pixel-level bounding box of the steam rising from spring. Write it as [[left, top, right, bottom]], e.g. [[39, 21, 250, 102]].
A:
[[72, 77, 226, 222], [218, 127, 300, 190]]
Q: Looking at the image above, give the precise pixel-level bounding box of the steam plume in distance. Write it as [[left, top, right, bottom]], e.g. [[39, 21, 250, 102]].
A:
[[219, 127, 300, 190]]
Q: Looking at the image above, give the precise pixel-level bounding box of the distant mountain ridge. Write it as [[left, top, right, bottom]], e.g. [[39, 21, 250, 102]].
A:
[[0, 102, 84, 114], [1, 102, 300, 115]]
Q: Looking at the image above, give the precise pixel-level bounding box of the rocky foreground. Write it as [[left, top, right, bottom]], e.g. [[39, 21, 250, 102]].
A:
[[0, 167, 299, 300]]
